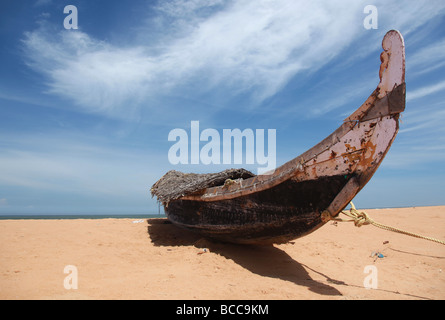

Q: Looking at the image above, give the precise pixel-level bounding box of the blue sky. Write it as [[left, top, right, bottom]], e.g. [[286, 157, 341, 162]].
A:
[[1, 0, 445, 215]]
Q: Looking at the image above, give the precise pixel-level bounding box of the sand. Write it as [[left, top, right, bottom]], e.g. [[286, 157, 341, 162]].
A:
[[1, 206, 444, 300]]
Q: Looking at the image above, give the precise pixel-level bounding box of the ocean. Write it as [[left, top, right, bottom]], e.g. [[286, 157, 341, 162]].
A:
[[0, 214, 166, 220]]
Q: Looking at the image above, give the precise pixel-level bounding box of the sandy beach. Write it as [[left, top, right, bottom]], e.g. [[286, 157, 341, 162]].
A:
[[1, 206, 444, 300]]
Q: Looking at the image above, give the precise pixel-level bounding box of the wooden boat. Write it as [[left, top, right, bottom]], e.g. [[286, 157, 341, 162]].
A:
[[151, 30, 406, 245]]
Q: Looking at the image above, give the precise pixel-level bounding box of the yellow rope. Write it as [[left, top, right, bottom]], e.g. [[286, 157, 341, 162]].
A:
[[332, 202, 445, 246]]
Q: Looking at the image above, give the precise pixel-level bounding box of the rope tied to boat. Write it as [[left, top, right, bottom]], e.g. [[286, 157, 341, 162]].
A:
[[332, 202, 445, 245]]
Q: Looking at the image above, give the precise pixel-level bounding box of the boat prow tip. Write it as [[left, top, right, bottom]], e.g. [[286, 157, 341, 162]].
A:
[[378, 30, 405, 98], [344, 30, 406, 123]]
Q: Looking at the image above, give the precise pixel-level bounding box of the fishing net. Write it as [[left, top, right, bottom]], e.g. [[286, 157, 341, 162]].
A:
[[150, 168, 255, 203]]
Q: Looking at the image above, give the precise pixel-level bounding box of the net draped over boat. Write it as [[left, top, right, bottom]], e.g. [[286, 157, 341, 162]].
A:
[[151, 168, 255, 204]]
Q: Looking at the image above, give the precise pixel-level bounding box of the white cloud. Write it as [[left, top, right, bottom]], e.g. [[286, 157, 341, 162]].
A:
[[0, 133, 163, 197], [156, 0, 226, 18], [21, 0, 445, 119], [0, 198, 7, 206], [406, 80, 445, 102], [22, 0, 362, 118], [408, 39, 445, 75], [381, 143, 445, 169], [34, 0, 52, 7]]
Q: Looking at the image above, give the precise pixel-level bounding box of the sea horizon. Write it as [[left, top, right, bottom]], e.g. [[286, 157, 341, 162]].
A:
[[0, 213, 166, 220], [1, 203, 444, 220]]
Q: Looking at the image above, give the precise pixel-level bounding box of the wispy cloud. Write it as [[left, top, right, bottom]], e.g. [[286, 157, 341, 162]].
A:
[[34, 0, 52, 7], [386, 97, 445, 169], [0, 133, 163, 197], [408, 39, 445, 75], [406, 80, 445, 102], [307, 79, 376, 118], [20, 1, 363, 118], [21, 0, 445, 120], [381, 142, 445, 169]]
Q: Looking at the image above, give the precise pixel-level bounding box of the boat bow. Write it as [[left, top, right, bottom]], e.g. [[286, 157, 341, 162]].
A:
[[152, 30, 406, 244]]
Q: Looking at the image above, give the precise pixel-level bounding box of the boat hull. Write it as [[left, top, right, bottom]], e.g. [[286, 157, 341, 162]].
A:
[[166, 174, 353, 244], [164, 103, 402, 244]]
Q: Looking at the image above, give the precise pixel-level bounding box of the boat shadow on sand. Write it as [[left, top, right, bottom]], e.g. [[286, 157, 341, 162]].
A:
[[146, 218, 343, 297]]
